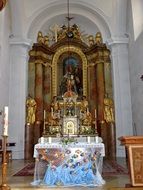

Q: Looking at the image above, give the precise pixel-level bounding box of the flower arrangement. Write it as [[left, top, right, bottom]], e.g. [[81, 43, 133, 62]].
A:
[[61, 136, 76, 145]]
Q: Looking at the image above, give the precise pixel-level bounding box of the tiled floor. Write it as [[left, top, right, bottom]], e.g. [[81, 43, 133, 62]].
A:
[[0, 158, 130, 190]]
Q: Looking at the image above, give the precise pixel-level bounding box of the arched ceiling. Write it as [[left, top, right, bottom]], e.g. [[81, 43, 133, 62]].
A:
[[26, 1, 111, 43], [9, 0, 130, 44]]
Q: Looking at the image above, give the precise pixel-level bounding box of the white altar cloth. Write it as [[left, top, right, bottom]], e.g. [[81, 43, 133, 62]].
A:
[[32, 142, 105, 187], [34, 142, 105, 158]]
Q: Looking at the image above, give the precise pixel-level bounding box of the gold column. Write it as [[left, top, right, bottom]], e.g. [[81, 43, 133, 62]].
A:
[[88, 62, 97, 114], [103, 50, 112, 97], [35, 62, 43, 121], [43, 65, 51, 111], [34, 62, 43, 143], [96, 51, 105, 123], [28, 61, 35, 97], [103, 49, 116, 159], [96, 50, 107, 154]]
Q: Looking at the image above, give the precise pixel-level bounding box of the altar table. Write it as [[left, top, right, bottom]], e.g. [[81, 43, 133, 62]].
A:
[[32, 142, 105, 187]]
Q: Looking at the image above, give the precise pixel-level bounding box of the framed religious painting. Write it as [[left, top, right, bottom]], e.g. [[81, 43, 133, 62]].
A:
[[51, 45, 88, 98]]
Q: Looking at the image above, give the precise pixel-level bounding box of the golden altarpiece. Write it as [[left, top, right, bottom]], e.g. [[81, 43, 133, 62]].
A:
[[25, 24, 115, 160]]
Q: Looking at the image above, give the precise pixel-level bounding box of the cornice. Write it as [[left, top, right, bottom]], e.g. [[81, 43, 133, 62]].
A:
[[106, 37, 129, 46], [9, 37, 32, 47]]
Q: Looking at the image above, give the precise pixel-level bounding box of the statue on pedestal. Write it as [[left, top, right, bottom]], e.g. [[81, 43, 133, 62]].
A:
[[26, 96, 37, 124], [104, 98, 114, 123]]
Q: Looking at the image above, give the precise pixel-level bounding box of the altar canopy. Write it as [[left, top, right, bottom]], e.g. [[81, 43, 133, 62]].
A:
[[26, 23, 116, 159]]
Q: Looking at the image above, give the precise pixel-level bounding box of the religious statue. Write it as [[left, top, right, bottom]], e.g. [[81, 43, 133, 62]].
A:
[[59, 73, 78, 96], [88, 35, 94, 46], [104, 98, 114, 123], [51, 96, 60, 112], [37, 31, 44, 44], [65, 99, 75, 116], [46, 111, 60, 126], [80, 96, 88, 112], [67, 74, 78, 94], [82, 109, 92, 126], [44, 35, 49, 46], [95, 32, 103, 45], [26, 96, 37, 124]]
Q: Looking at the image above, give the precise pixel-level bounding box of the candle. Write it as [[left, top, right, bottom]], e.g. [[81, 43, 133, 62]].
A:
[[44, 110, 46, 120], [95, 109, 97, 118], [87, 136, 90, 144], [49, 137, 52, 144], [87, 107, 90, 113], [95, 136, 98, 143], [51, 108, 53, 116], [3, 106, 8, 136], [41, 137, 44, 144]]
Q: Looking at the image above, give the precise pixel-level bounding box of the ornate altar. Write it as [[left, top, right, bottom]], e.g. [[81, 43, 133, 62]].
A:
[[43, 83, 93, 136], [25, 23, 115, 160]]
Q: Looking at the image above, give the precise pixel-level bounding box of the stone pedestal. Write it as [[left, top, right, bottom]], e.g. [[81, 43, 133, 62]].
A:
[[25, 123, 34, 160]]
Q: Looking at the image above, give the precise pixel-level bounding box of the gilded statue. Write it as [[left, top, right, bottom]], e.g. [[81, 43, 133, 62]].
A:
[[80, 96, 88, 112], [95, 32, 103, 45], [26, 96, 37, 124], [51, 96, 60, 112], [82, 110, 92, 126], [88, 35, 94, 46], [47, 111, 60, 126], [104, 98, 114, 123], [44, 35, 49, 46], [37, 31, 44, 44]]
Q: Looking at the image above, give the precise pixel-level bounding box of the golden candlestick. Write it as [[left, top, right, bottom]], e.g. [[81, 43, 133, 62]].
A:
[[0, 135, 11, 190]]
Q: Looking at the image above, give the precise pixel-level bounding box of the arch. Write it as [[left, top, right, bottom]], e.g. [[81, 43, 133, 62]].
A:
[[52, 45, 88, 97], [26, 2, 111, 41]]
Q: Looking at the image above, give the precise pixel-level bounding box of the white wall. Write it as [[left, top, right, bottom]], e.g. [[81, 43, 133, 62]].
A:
[[0, 5, 10, 135], [127, 0, 143, 135]]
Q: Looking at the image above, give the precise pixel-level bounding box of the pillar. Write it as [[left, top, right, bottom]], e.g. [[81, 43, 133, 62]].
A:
[[9, 37, 31, 159], [107, 37, 133, 157], [34, 62, 43, 144]]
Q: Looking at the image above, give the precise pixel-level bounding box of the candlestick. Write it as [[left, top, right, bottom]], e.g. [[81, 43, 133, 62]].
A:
[[3, 106, 8, 136], [0, 136, 11, 190]]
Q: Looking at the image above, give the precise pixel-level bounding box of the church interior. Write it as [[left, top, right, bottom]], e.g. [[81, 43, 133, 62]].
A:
[[0, 0, 143, 189]]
